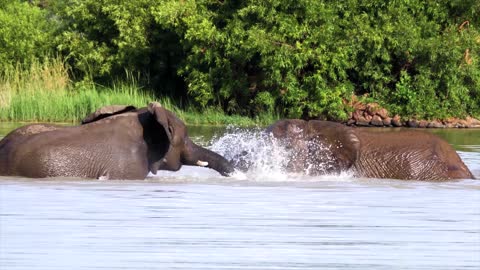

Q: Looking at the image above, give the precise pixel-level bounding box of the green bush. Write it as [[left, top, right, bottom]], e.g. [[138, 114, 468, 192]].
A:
[[4, 0, 479, 121], [0, 0, 58, 73], [50, 0, 185, 100], [345, 1, 480, 119], [150, 0, 480, 120]]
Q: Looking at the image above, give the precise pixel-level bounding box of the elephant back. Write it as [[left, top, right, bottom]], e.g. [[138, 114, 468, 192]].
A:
[[82, 105, 137, 124]]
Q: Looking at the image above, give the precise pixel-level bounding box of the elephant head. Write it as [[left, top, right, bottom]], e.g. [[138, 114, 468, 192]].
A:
[[82, 102, 235, 177], [266, 119, 359, 174]]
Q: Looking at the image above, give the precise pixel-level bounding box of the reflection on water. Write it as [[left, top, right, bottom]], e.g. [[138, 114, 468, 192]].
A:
[[0, 123, 479, 270]]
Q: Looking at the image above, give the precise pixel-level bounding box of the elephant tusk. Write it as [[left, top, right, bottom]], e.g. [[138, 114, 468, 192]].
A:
[[196, 160, 209, 167]]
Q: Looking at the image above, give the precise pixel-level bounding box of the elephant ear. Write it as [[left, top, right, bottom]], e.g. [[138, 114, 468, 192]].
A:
[[307, 121, 360, 170], [148, 102, 183, 145], [81, 105, 137, 124]]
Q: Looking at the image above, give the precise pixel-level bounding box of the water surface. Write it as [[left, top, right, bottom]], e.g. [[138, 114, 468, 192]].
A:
[[0, 123, 479, 270]]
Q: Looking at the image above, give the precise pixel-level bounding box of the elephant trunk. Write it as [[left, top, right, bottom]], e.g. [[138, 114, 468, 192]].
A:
[[183, 140, 235, 176]]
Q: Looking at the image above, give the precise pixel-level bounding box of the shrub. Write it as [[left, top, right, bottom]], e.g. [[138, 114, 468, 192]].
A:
[[10, 0, 479, 120], [0, 0, 58, 73]]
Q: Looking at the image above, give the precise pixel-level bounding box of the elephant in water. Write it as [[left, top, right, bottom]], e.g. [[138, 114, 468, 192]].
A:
[[237, 119, 473, 181], [0, 102, 234, 179]]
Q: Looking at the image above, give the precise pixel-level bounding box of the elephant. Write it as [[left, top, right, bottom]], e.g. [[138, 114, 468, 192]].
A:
[[244, 119, 473, 181], [0, 102, 234, 179]]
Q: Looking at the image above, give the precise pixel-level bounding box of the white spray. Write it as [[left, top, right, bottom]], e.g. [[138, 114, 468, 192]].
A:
[[209, 127, 353, 181]]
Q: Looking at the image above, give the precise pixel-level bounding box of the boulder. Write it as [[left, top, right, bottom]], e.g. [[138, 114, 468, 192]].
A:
[[376, 108, 389, 119], [418, 120, 428, 128], [392, 115, 402, 127], [352, 110, 363, 121], [356, 115, 371, 126], [346, 119, 356, 126], [466, 117, 480, 128], [457, 119, 468, 128], [443, 117, 457, 124], [427, 120, 445, 128], [370, 115, 384, 126], [363, 114, 373, 122], [365, 103, 380, 116], [353, 102, 367, 111], [407, 119, 419, 128], [382, 117, 392, 126]]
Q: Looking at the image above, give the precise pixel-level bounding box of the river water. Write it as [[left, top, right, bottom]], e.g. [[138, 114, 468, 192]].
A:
[[0, 123, 479, 270]]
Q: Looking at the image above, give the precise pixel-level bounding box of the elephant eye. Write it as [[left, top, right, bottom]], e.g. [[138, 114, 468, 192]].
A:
[[168, 126, 174, 135]]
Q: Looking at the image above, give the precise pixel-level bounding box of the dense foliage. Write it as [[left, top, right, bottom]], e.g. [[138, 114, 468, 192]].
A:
[[1, 0, 479, 120], [0, 0, 58, 68]]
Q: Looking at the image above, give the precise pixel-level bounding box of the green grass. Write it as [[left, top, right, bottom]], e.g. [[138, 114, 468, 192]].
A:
[[0, 59, 276, 126], [1, 86, 154, 122]]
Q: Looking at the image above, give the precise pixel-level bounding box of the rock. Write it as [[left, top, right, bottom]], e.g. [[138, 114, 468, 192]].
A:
[[344, 96, 479, 129], [376, 108, 389, 119], [465, 117, 480, 128], [441, 117, 477, 128], [458, 119, 468, 128], [353, 102, 367, 111], [468, 117, 480, 128], [352, 110, 363, 121], [356, 115, 371, 126], [382, 117, 392, 126], [371, 115, 384, 126], [363, 113, 373, 122], [427, 120, 445, 128], [365, 103, 380, 116], [407, 119, 419, 128], [418, 120, 428, 128], [392, 115, 402, 127], [443, 117, 457, 124]]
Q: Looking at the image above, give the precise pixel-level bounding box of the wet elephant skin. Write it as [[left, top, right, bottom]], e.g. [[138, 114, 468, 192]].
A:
[[265, 119, 474, 181], [0, 103, 234, 179]]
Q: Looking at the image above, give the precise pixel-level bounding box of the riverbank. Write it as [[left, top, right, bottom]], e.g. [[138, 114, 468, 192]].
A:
[[2, 76, 478, 130], [0, 87, 275, 126], [344, 100, 480, 128], [2, 88, 478, 128], [3, 88, 479, 128], [0, 59, 276, 126], [1, 59, 478, 128]]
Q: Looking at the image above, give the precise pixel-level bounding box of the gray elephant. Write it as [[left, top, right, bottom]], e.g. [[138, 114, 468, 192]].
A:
[[0, 102, 234, 179], [241, 119, 473, 181]]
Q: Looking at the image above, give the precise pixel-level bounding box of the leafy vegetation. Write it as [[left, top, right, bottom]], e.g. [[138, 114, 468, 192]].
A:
[[1, 0, 479, 122], [0, 57, 270, 125], [0, 0, 58, 69], [0, 57, 154, 122]]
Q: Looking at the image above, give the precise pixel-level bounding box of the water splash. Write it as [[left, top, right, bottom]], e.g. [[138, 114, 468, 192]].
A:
[[209, 127, 353, 181], [209, 127, 290, 181]]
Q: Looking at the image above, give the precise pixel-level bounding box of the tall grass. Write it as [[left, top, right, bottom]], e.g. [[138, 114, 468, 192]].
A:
[[0, 58, 277, 126], [0, 58, 154, 122]]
